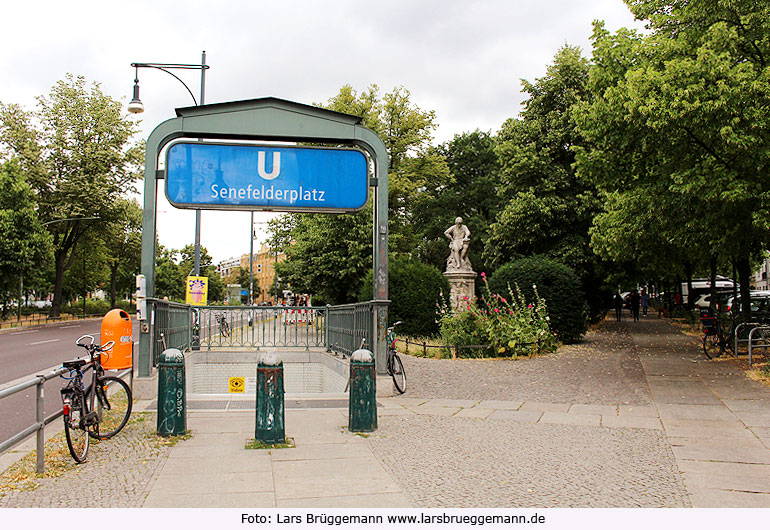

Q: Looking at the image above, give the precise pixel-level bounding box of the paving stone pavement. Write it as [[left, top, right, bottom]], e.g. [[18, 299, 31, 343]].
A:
[[400, 322, 652, 405], [367, 414, 687, 508]]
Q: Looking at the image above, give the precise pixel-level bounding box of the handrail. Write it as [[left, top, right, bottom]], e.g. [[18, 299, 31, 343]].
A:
[[0, 361, 132, 474]]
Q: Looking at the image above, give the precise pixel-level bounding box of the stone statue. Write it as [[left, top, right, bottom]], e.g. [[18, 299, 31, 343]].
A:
[[444, 217, 472, 272]]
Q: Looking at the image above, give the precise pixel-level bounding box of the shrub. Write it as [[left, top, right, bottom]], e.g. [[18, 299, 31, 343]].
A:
[[487, 256, 586, 343], [62, 298, 111, 315], [437, 308, 491, 357], [437, 275, 558, 358], [360, 257, 450, 337]]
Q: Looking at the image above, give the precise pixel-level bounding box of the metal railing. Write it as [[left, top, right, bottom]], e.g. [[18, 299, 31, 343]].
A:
[[326, 301, 375, 357], [149, 299, 195, 366], [198, 305, 327, 351], [0, 363, 132, 474]]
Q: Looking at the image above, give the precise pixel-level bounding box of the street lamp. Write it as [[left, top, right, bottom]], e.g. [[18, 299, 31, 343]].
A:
[[128, 51, 210, 276]]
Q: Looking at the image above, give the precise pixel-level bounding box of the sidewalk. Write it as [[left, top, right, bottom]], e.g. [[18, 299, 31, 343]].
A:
[[1, 316, 769, 507]]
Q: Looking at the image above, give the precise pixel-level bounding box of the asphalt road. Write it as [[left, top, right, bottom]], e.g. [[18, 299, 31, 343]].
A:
[[0, 319, 140, 452]]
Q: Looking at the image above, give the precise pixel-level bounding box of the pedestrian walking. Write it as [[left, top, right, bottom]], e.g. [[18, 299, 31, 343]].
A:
[[641, 289, 649, 317], [630, 289, 641, 322], [614, 292, 623, 322]]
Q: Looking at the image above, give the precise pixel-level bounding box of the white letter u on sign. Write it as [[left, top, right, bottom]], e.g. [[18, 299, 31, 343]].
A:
[[258, 151, 281, 180]]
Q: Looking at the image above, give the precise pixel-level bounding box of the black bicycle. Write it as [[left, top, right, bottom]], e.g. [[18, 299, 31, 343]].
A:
[[387, 321, 407, 394], [60, 335, 133, 463]]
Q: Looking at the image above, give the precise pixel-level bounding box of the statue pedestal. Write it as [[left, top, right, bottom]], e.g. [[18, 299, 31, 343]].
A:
[[444, 270, 477, 311]]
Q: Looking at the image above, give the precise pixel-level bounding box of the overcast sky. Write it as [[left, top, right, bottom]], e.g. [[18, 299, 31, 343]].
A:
[[2, 0, 644, 264]]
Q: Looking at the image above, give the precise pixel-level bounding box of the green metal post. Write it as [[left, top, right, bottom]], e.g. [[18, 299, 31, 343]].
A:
[[157, 348, 186, 436], [255, 353, 285, 444], [348, 348, 377, 432]]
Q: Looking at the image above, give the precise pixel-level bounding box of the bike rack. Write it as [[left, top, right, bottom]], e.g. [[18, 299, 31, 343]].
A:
[[747, 326, 770, 367], [733, 322, 765, 357]]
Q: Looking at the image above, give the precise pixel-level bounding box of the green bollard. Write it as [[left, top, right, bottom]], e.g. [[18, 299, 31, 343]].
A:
[[349, 348, 377, 432], [255, 353, 285, 444], [157, 348, 186, 436]]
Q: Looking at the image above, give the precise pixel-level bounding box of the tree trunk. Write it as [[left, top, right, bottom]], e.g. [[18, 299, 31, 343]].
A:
[[49, 256, 67, 318], [736, 257, 752, 321], [109, 264, 119, 308], [683, 261, 695, 310], [708, 255, 718, 313]]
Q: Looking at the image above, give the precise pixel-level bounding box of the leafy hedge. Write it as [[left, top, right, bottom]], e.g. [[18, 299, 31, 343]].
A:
[[487, 256, 586, 343], [360, 257, 449, 337]]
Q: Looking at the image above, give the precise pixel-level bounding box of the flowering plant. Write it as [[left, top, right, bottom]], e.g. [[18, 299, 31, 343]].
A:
[[436, 276, 557, 358]]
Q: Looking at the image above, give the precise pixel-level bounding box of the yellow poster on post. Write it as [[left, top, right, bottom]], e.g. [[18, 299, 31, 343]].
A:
[[185, 276, 208, 306]]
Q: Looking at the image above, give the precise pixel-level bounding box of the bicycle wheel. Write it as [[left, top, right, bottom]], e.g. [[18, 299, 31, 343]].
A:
[[702, 333, 722, 359], [91, 376, 132, 440], [389, 353, 407, 394], [64, 393, 89, 463]]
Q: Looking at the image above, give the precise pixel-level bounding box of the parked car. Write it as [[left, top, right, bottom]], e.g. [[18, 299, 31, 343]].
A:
[[725, 291, 770, 316], [694, 293, 730, 310]]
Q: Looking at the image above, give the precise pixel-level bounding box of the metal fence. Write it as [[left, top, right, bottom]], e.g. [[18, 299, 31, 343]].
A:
[[0, 364, 132, 474], [198, 306, 327, 351], [326, 301, 375, 357], [149, 299, 195, 366]]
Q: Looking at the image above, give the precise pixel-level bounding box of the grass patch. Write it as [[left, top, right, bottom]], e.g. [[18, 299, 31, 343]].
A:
[[0, 431, 79, 493], [245, 437, 295, 450], [397, 336, 449, 358], [153, 430, 193, 446]]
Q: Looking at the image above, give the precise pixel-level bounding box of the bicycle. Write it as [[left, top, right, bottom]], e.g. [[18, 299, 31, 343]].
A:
[[216, 313, 231, 338], [60, 335, 133, 463], [387, 321, 407, 394], [701, 312, 731, 359]]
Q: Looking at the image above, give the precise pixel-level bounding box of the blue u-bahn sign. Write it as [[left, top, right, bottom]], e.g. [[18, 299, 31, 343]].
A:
[[165, 141, 369, 212]]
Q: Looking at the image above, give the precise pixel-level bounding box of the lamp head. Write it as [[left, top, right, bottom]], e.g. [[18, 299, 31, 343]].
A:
[[127, 80, 144, 114]]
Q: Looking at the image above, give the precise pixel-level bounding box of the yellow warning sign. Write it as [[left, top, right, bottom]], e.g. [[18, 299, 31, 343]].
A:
[[228, 377, 245, 393]]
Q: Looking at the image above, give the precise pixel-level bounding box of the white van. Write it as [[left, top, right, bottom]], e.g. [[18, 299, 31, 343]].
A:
[[681, 276, 737, 305]]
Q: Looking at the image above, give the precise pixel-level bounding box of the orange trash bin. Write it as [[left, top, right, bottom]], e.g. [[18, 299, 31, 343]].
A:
[[101, 309, 133, 370]]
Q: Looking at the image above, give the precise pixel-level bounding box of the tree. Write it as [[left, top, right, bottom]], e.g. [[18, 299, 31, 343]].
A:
[[483, 46, 607, 319], [0, 161, 52, 317], [101, 198, 142, 308], [0, 75, 142, 316], [575, 1, 770, 317], [275, 85, 441, 302], [178, 244, 225, 303], [154, 246, 184, 302], [413, 130, 500, 273], [63, 229, 109, 314]]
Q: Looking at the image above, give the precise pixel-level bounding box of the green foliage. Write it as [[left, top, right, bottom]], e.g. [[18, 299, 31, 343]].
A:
[[0, 74, 142, 316], [62, 298, 112, 316], [415, 130, 500, 272], [275, 84, 441, 304], [276, 209, 372, 304], [483, 46, 609, 321], [360, 257, 449, 337], [437, 276, 557, 358], [153, 244, 224, 303], [575, 2, 770, 318], [437, 309, 489, 356], [487, 257, 586, 343], [0, 161, 52, 314]]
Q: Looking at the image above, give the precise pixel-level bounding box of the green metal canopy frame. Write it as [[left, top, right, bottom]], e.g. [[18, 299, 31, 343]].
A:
[[138, 97, 389, 378]]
